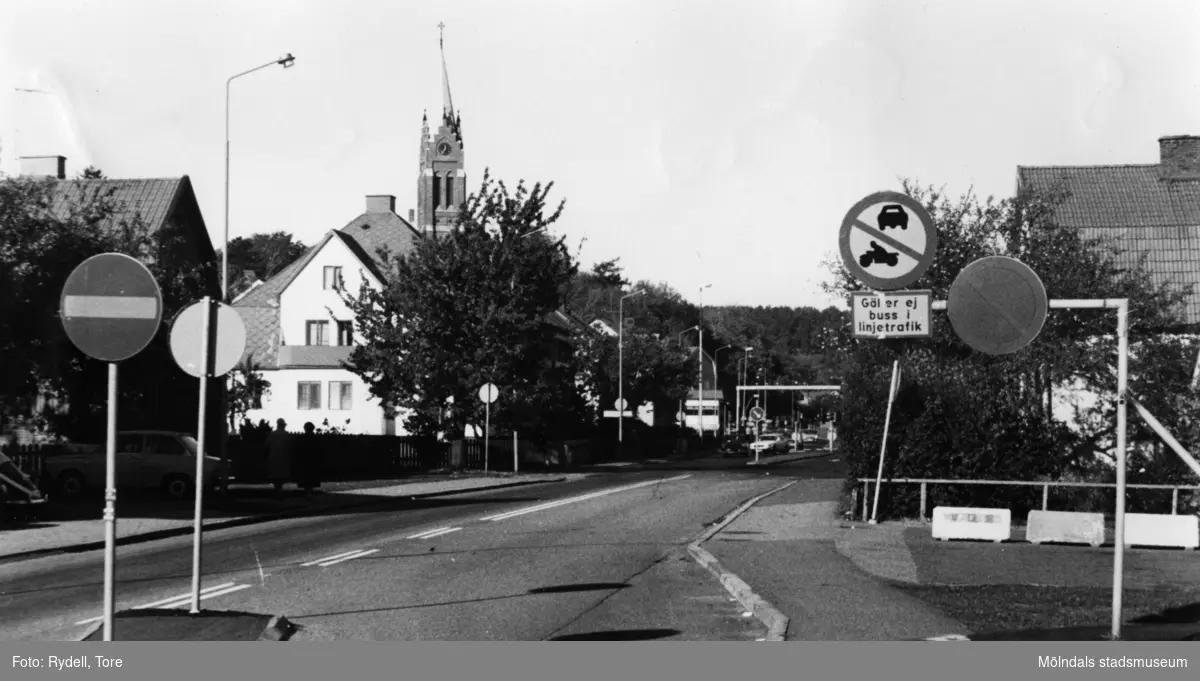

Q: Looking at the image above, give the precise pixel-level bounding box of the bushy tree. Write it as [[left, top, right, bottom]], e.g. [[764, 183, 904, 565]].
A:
[[342, 169, 584, 439], [226, 356, 272, 429], [572, 323, 692, 426]]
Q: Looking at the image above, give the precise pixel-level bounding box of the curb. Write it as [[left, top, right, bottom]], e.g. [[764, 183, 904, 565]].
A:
[[75, 621, 103, 642], [258, 615, 295, 641], [746, 452, 836, 467], [686, 480, 798, 642], [0, 477, 567, 565]]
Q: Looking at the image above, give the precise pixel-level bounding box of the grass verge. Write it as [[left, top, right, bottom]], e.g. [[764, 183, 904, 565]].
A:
[[892, 583, 1198, 634]]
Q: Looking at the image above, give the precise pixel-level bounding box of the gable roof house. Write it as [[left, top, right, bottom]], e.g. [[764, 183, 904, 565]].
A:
[[1016, 135, 1200, 439], [4, 155, 223, 445]]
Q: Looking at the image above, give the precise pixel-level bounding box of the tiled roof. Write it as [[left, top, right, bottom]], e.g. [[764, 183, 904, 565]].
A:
[[1017, 164, 1200, 326], [237, 306, 280, 369], [50, 178, 183, 233], [338, 211, 422, 267]]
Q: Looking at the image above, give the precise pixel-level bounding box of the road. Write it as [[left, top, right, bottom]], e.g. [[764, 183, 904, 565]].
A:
[[0, 456, 844, 642]]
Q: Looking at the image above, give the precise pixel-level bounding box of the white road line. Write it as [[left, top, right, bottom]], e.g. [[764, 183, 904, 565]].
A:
[[407, 526, 454, 540], [301, 550, 365, 567], [73, 583, 248, 625], [316, 549, 379, 567], [482, 475, 692, 522], [415, 527, 460, 540]]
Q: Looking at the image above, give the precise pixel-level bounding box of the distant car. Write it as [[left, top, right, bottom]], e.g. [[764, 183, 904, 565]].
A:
[[877, 204, 909, 230], [800, 430, 819, 443], [41, 430, 229, 501], [749, 433, 791, 454]]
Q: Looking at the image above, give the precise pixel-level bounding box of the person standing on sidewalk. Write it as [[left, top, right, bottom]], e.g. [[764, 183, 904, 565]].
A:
[[265, 418, 293, 498], [297, 422, 322, 497]]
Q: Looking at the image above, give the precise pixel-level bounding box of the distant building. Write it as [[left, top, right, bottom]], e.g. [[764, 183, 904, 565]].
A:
[[683, 347, 723, 434]]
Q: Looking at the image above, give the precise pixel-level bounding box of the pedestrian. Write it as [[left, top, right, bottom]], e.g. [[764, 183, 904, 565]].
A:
[[297, 422, 322, 496], [265, 418, 292, 497]]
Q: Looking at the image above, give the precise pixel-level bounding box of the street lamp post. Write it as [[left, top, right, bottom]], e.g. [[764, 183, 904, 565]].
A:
[[223, 53, 296, 301], [714, 344, 731, 433], [677, 325, 698, 427], [697, 284, 712, 439], [618, 289, 644, 444], [738, 347, 754, 430]]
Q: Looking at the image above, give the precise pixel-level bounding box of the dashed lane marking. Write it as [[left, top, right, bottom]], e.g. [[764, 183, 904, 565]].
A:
[[481, 475, 693, 522], [302, 550, 366, 567], [406, 526, 462, 540], [310, 549, 379, 567], [74, 583, 252, 625]]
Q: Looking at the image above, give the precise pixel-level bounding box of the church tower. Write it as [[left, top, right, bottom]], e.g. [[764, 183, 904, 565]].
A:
[[418, 23, 465, 237]]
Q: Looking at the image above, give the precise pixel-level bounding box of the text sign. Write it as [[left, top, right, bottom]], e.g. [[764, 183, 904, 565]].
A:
[[839, 191, 938, 291], [603, 410, 633, 418], [851, 290, 932, 339], [60, 253, 163, 363]]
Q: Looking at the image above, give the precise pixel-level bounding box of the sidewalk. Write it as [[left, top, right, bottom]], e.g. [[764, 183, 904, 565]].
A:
[[0, 473, 578, 562], [699, 478, 968, 640]]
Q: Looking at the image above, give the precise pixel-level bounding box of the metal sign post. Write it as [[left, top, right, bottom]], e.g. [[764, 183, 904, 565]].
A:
[[869, 360, 901, 524], [478, 383, 499, 472], [513, 431, 519, 474], [60, 253, 163, 642], [169, 298, 247, 614]]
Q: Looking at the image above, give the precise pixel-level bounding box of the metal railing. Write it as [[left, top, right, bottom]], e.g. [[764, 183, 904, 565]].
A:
[[856, 477, 1200, 522]]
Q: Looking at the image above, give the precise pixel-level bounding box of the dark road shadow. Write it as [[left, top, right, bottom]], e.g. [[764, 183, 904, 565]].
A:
[[528, 583, 629, 595], [1131, 601, 1200, 624], [549, 628, 680, 641]]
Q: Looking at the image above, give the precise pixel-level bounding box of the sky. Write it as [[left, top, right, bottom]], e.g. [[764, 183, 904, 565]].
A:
[[3, 0, 1199, 311]]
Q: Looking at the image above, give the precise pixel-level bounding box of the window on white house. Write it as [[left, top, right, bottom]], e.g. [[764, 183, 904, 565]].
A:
[[337, 321, 354, 346], [323, 266, 343, 290], [298, 382, 322, 410], [329, 382, 352, 410], [306, 320, 330, 346]]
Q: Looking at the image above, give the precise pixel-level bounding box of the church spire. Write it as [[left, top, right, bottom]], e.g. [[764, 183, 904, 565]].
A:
[[439, 22, 455, 126]]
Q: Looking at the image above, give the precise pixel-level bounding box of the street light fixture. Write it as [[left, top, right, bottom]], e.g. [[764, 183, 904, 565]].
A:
[[223, 53, 297, 301], [618, 289, 644, 444]]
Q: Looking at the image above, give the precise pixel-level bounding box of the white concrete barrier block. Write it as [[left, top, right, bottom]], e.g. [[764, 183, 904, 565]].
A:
[[1124, 513, 1199, 550], [931, 506, 1012, 543], [1026, 510, 1105, 547]]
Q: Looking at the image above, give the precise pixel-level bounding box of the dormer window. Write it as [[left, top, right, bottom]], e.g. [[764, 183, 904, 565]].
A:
[[323, 266, 343, 290]]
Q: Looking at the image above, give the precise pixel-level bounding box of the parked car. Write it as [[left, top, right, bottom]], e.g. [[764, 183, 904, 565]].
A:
[[40, 430, 230, 501], [749, 433, 791, 455], [800, 429, 819, 443], [719, 435, 753, 457]]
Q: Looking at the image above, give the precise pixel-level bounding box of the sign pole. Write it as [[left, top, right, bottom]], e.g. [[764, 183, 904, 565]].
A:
[[513, 431, 518, 473], [869, 360, 900, 525], [190, 296, 214, 614], [484, 401, 490, 473], [103, 362, 118, 642], [1112, 299, 1129, 641]]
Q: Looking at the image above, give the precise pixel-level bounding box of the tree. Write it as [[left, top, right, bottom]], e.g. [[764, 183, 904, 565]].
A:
[[77, 166, 105, 180], [0, 173, 217, 440], [573, 325, 692, 426], [822, 181, 1192, 516], [216, 231, 308, 297], [342, 169, 583, 439], [226, 356, 272, 429]]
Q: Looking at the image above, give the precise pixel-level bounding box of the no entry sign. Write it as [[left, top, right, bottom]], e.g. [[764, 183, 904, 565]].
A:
[[839, 191, 938, 291], [60, 253, 163, 362], [947, 256, 1048, 355]]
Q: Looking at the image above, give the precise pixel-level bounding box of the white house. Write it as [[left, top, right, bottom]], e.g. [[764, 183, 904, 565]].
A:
[[232, 195, 422, 435]]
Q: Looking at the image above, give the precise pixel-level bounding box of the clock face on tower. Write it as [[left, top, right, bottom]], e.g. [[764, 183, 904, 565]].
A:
[[437, 141, 452, 156]]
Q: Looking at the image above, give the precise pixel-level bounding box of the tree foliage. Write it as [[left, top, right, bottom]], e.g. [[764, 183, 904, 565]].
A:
[[226, 356, 272, 430], [217, 231, 308, 299], [0, 172, 218, 440], [823, 181, 1196, 516], [342, 169, 585, 439]]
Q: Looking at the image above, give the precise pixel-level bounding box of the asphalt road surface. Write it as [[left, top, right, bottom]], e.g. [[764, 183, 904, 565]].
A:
[[0, 456, 844, 642]]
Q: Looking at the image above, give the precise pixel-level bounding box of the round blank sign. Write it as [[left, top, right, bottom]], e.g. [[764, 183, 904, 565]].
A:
[[947, 256, 1048, 356], [169, 300, 247, 378], [478, 382, 499, 404]]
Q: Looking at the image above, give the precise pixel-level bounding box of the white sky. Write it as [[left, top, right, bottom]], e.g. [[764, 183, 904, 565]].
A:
[[2, 0, 1199, 310]]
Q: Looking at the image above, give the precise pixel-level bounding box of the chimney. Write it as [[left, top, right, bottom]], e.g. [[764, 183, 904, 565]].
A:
[[408, 209, 415, 222], [1158, 136, 1200, 181], [19, 155, 66, 179], [365, 195, 396, 214]]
